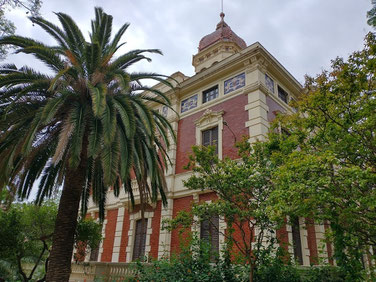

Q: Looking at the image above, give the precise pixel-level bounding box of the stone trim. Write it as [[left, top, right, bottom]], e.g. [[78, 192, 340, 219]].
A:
[[158, 198, 174, 259], [125, 211, 154, 262], [195, 109, 224, 159], [111, 207, 125, 262], [286, 216, 310, 266]]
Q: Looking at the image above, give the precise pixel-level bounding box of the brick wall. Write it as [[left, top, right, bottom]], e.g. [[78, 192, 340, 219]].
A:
[[277, 222, 289, 256], [305, 218, 318, 265], [171, 196, 194, 254], [266, 95, 286, 122], [324, 222, 334, 265], [199, 192, 218, 203], [118, 208, 130, 262], [149, 201, 162, 259], [175, 94, 248, 174], [100, 208, 118, 262]]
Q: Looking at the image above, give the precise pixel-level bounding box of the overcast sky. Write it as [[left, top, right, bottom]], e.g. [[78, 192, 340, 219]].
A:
[[4, 0, 373, 84]]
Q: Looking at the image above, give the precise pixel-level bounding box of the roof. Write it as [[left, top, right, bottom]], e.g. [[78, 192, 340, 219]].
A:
[[198, 13, 247, 52]]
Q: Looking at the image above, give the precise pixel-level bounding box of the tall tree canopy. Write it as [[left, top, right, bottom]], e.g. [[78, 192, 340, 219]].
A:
[[0, 7, 175, 280], [268, 33, 376, 278]]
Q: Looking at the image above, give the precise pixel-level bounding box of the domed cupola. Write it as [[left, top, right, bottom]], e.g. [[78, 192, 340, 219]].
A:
[[193, 13, 247, 73]]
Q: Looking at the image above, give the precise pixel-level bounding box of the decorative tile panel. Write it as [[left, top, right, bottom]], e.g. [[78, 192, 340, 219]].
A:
[[181, 94, 198, 113], [224, 72, 245, 95], [265, 74, 274, 94], [162, 105, 168, 117]]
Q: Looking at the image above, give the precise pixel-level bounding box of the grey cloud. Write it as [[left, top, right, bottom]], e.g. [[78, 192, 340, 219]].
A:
[[3, 0, 373, 83]]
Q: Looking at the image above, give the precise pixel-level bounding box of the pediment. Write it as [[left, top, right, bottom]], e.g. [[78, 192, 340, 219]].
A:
[[195, 109, 224, 128]]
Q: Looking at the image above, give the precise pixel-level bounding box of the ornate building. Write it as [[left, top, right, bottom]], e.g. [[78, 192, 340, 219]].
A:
[[83, 13, 332, 266]]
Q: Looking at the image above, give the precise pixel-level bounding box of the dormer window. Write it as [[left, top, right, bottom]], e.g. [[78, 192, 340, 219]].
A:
[[203, 85, 219, 104], [278, 86, 288, 104]]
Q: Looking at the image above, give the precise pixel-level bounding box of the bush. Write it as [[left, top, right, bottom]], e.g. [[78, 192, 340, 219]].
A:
[[132, 235, 349, 282], [134, 236, 249, 282], [300, 266, 346, 282], [254, 258, 300, 282]]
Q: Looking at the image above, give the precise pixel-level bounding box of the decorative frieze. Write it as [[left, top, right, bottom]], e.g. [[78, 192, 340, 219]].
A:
[[181, 94, 198, 113], [224, 72, 245, 95]]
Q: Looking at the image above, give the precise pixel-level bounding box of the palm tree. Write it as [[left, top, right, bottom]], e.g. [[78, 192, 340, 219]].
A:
[[0, 7, 175, 281]]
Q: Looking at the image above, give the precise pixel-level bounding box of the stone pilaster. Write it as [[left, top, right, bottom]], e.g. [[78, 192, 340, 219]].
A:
[[158, 198, 174, 259], [314, 223, 329, 264], [245, 86, 269, 143], [111, 206, 125, 262]]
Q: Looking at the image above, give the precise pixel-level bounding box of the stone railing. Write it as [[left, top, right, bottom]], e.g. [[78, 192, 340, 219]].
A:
[[69, 262, 140, 282]]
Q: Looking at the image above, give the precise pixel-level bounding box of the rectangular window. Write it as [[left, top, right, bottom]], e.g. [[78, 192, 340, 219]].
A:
[[89, 245, 99, 262], [291, 216, 303, 265], [202, 85, 218, 104], [265, 74, 274, 94], [132, 219, 148, 261], [202, 126, 218, 154], [200, 215, 219, 260], [278, 86, 288, 103]]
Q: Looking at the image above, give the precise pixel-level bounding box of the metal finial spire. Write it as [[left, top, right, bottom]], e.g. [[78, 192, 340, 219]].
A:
[[220, 0, 225, 21]]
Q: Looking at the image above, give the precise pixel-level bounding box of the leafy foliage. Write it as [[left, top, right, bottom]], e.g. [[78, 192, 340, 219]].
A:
[[267, 33, 376, 280], [133, 236, 345, 282], [0, 202, 56, 281], [300, 266, 346, 282], [0, 7, 175, 279], [0, 202, 102, 281], [74, 218, 103, 262], [0, 6, 174, 220], [165, 139, 286, 281], [134, 235, 251, 282]]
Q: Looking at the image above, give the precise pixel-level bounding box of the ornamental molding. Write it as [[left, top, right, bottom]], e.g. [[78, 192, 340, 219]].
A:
[[244, 55, 269, 73], [194, 109, 225, 128]]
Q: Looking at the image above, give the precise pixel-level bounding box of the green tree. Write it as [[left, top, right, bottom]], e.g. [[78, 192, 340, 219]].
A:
[[0, 202, 55, 281], [74, 217, 103, 263], [0, 7, 175, 280], [0, 0, 42, 59], [0, 202, 102, 281], [167, 139, 285, 282], [268, 33, 376, 280]]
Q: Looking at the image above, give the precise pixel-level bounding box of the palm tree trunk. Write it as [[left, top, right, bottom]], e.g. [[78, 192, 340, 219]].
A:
[[46, 140, 88, 281]]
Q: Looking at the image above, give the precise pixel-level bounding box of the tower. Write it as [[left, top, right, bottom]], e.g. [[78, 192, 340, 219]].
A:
[[192, 13, 247, 73]]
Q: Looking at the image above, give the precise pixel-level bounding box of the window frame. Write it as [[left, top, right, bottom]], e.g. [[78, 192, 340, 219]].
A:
[[202, 85, 219, 104], [200, 215, 220, 261], [195, 109, 224, 159], [132, 218, 148, 261], [201, 126, 219, 155], [126, 210, 154, 262], [277, 85, 289, 104]]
